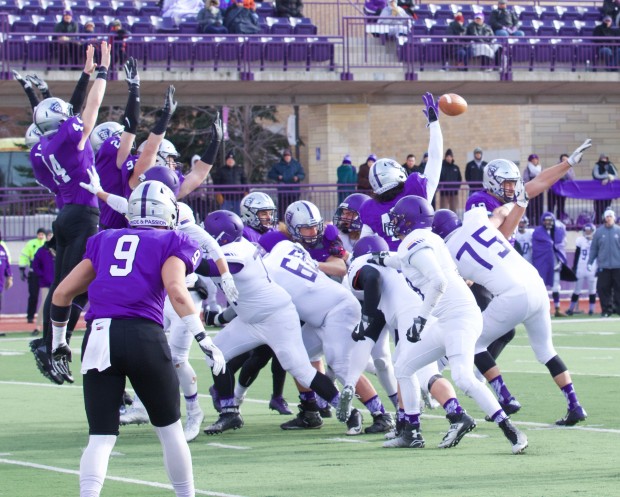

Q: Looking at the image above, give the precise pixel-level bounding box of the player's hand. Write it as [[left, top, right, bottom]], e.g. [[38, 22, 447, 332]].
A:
[[52, 343, 72, 363], [123, 56, 140, 87], [195, 333, 226, 375], [406, 316, 426, 343], [422, 91, 439, 125], [515, 178, 529, 208], [84, 44, 96, 74], [12, 69, 31, 89], [5, 276, 13, 290], [79, 167, 103, 195], [351, 314, 369, 342], [587, 264, 593, 272], [162, 85, 177, 116], [220, 272, 239, 304], [98, 41, 111, 69], [19, 267, 28, 281], [368, 251, 391, 267], [26, 74, 48, 92], [567, 138, 592, 166]]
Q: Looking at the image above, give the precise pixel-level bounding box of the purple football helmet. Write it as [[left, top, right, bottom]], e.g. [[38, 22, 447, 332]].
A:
[[333, 193, 370, 233], [386, 195, 434, 237], [431, 209, 462, 239], [583, 222, 596, 239], [203, 210, 244, 246], [139, 166, 181, 197], [352, 235, 389, 259], [257, 230, 288, 253]]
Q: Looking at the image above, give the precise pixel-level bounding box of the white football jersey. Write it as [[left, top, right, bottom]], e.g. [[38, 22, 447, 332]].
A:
[[445, 207, 543, 296], [514, 228, 534, 264], [347, 254, 423, 331], [396, 228, 475, 318], [575, 235, 596, 277], [263, 239, 358, 328], [338, 231, 356, 255], [213, 237, 292, 322]]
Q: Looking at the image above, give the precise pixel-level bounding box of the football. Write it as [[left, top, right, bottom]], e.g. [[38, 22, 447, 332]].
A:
[[438, 93, 468, 116]]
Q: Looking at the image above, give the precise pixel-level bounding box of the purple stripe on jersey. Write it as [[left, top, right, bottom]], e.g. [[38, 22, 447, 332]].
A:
[[140, 182, 150, 218]]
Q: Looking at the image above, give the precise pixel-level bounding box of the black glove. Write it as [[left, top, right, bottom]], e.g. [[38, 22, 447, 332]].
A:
[[151, 85, 177, 135], [406, 316, 427, 343], [351, 315, 370, 342], [368, 251, 391, 267], [200, 112, 223, 165], [19, 267, 28, 281], [52, 343, 72, 363], [123, 56, 140, 87]]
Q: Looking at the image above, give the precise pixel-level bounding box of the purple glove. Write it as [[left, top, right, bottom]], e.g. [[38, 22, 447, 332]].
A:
[[422, 91, 439, 126]]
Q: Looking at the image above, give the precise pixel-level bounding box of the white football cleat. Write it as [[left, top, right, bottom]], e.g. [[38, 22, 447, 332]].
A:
[[119, 405, 150, 426], [184, 410, 205, 442]]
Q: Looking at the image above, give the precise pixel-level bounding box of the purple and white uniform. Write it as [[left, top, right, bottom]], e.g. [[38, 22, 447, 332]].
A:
[[242, 225, 274, 244], [84, 228, 201, 326], [306, 224, 346, 262], [96, 136, 130, 229], [465, 190, 503, 214], [359, 174, 429, 250], [39, 116, 96, 208], [30, 142, 64, 209]]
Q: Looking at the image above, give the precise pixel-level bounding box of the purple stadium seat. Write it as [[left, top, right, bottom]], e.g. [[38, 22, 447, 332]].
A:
[[287, 39, 309, 70], [518, 6, 540, 23], [259, 21, 270, 34], [91, 0, 114, 16], [0, 0, 18, 12], [263, 38, 286, 68], [556, 6, 582, 22], [125, 37, 146, 67], [145, 36, 169, 68], [519, 19, 537, 36], [539, 6, 558, 21], [581, 7, 602, 23], [216, 37, 242, 71], [115, 0, 139, 17], [170, 37, 192, 64], [10, 14, 35, 32], [269, 17, 293, 35], [34, 15, 58, 32], [429, 20, 449, 36], [509, 39, 533, 67], [6, 34, 26, 62], [127, 15, 154, 33], [194, 37, 217, 64], [536, 20, 557, 37], [66, 2, 90, 16], [434, 9, 454, 22], [177, 17, 198, 33], [576, 20, 597, 36], [293, 23, 317, 35], [153, 16, 179, 33], [558, 20, 580, 37], [20, 0, 43, 15], [256, 2, 275, 17], [309, 39, 334, 70], [412, 4, 432, 21]]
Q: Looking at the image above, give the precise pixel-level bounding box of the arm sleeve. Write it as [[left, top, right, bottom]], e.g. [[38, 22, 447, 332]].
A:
[[68, 71, 91, 115], [180, 224, 225, 262], [196, 259, 243, 276], [423, 121, 443, 201], [105, 194, 129, 215], [401, 247, 447, 320], [587, 235, 599, 265], [24, 86, 40, 111], [572, 246, 581, 273], [353, 265, 382, 318]]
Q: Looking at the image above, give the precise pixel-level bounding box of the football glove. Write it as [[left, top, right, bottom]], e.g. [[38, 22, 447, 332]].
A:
[[52, 342, 72, 363], [79, 167, 103, 195], [515, 178, 529, 208], [26, 74, 49, 92], [123, 56, 140, 87], [406, 316, 427, 343], [368, 251, 391, 267], [194, 332, 226, 375], [162, 84, 177, 116], [351, 314, 370, 342], [200, 112, 223, 165], [220, 272, 239, 304], [12, 69, 31, 89], [422, 91, 439, 125], [567, 138, 592, 167]]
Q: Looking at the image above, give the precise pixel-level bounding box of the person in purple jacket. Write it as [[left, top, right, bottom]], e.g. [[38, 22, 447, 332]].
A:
[[31, 232, 55, 335], [50, 180, 225, 497], [31, 42, 111, 385]]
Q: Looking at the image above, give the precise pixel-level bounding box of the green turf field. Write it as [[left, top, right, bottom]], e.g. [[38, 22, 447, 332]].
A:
[[1, 317, 619, 497]]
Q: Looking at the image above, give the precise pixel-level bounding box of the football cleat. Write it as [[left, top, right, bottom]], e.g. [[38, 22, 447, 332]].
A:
[[345, 408, 363, 436], [319, 405, 333, 418], [486, 397, 522, 422], [438, 412, 476, 449], [209, 385, 222, 413], [384, 418, 405, 440], [421, 389, 440, 410], [336, 384, 355, 423], [555, 309, 567, 318], [204, 407, 244, 435], [280, 406, 323, 430], [383, 422, 425, 449], [555, 405, 587, 426], [269, 396, 292, 415], [120, 405, 150, 426], [30, 339, 63, 385], [498, 418, 528, 454], [365, 412, 395, 434], [184, 410, 205, 442]]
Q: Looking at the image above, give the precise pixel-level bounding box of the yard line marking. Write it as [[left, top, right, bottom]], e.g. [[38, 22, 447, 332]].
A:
[[325, 438, 370, 443], [0, 458, 249, 497], [206, 443, 251, 450]]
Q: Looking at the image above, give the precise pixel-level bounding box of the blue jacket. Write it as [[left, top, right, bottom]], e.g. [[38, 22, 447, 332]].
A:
[[268, 158, 305, 187]]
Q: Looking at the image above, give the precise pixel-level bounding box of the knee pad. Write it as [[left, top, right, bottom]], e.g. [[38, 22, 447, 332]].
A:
[[474, 351, 496, 375], [497, 329, 515, 345], [545, 355, 567, 377], [571, 293, 579, 303], [589, 294, 596, 304], [373, 357, 389, 373], [427, 374, 443, 393]]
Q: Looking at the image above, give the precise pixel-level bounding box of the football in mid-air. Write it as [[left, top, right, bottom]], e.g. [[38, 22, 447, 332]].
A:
[[438, 93, 468, 116]]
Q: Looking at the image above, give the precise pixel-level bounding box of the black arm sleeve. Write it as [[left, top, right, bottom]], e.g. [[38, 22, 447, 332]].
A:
[[572, 246, 581, 273], [122, 85, 140, 135], [353, 265, 382, 318], [25, 87, 40, 111], [68, 72, 91, 115], [195, 258, 214, 277]]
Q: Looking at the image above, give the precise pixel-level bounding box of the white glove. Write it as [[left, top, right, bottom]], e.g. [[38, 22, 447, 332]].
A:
[[195, 332, 226, 375], [587, 264, 593, 272], [79, 167, 103, 195], [515, 178, 529, 208], [220, 272, 239, 303], [567, 139, 592, 167]]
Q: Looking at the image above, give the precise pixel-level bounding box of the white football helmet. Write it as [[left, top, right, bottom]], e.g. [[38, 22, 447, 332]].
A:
[[177, 201, 195, 226], [138, 138, 179, 167], [368, 158, 407, 195], [90, 121, 123, 154], [25, 123, 43, 149], [240, 192, 277, 233], [483, 159, 521, 202], [285, 200, 324, 247], [127, 180, 178, 229], [33, 97, 73, 135]]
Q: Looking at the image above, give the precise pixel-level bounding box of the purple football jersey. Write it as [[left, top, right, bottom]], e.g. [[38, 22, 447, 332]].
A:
[[120, 154, 140, 199], [306, 224, 346, 262], [39, 117, 97, 207], [359, 173, 428, 250], [465, 190, 503, 213], [30, 143, 64, 209], [242, 225, 275, 243], [84, 228, 201, 326], [96, 136, 129, 229]]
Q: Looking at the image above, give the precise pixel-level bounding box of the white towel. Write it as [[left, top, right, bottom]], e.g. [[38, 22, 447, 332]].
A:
[[81, 318, 112, 374]]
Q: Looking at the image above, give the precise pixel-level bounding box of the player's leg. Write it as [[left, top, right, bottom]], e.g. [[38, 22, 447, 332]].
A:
[[369, 328, 398, 408], [587, 274, 597, 315], [552, 269, 565, 317], [567, 276, 585, 315]]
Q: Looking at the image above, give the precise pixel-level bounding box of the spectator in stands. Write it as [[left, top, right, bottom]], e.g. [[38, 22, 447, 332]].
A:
[[109, 19, 130, 66], [593, 16, 620, 70], [489, 0, 524, 37], [378, 0, 411, 37], [337, 154, 357, 204], [523, 153, 544, 225], [356, 153, 376, 194], [415, 151, 428, 174], [224, 0, 260, 34], [548, 153, 575, 223], [212, 151, 247, 215], [465, 146, 487, 195], [467, 13, 498, 70], [0, 231, 13, 318], [592, 152, 618, 222], [19, 228, 47, 326], [588, 208, 620, 317], [402, 153, 416, 175], [601, 0, 620, 27], [364, 0, 386, 17], [55, 10, 80, 69], [268, 149, 305, 220], [397, 0, 416, 18], [198, 0, 228, 33], [447, 11, 468, 69], [31, 233, 55, 336], [439, 148, 462, 211], [276, 0, 303, 18]]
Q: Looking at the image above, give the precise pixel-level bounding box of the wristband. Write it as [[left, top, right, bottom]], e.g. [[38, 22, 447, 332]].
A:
[[50, 303, 72, 325], [96, 67, 108, 80], [181, 313, 205, 337]]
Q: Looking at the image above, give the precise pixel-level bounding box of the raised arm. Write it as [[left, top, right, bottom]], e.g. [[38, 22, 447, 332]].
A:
[[116, 57, 141, 169], [421, 92, 443, 201]]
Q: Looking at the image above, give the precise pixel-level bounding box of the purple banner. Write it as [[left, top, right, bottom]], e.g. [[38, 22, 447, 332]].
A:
[[551, 180, 620, 200]]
